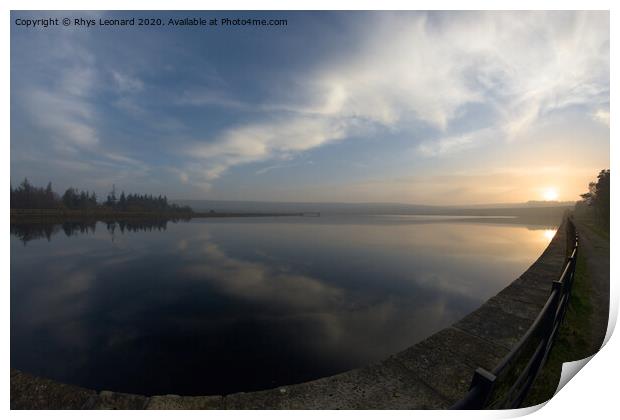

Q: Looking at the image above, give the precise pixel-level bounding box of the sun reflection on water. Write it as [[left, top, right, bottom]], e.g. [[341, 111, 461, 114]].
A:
[[543, 229, 557, 242]]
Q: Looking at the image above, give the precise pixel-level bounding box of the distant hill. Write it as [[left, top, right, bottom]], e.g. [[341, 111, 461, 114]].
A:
[[171, 199, 572, 227], [446, 200, 575, 209], [172, 199, 573, 215]]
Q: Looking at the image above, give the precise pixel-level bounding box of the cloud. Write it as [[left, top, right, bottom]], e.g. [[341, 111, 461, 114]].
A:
[[311, 14, 483, 129], [185, 241, 343, 310], [184, 116, 348, 187], [316, 11, 608, 143], [11, 23, 156, 193], [177, 89, 250, 110], [592, 108, 610, 127], [23, 84, 99, 151], [111, 71, 144, 93], [179, 11, 608, 184], [255, 160, 314, 175], [417, 128, 495, 157]]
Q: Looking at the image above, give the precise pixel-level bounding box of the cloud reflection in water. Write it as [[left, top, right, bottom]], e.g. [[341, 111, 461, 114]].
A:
[[11, 216, 556, 395]]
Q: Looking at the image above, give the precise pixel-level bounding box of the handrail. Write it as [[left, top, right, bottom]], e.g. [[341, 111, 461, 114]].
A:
[[452, 219, 578, 409]]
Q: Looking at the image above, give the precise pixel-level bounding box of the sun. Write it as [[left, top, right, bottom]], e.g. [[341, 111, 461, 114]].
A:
[[542, 188, 559, 201]]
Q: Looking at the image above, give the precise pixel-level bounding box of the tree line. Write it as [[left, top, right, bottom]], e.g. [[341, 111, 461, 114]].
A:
[[10, 178, 193, 214], [577, 169, 610, 229]]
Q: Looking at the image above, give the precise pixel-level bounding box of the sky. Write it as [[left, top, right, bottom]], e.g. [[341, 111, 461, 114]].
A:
[[10, 11, 609, 205]]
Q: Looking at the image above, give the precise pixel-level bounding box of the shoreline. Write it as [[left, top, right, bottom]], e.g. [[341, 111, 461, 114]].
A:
[[10, 208, 312, 223]]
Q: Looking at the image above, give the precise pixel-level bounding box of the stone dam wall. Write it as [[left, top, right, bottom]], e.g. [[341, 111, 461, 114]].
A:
[[10, 217, 570, 409]]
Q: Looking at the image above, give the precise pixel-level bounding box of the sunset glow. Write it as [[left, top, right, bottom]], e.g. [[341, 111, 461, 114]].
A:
[[543, 188, 559, 201]]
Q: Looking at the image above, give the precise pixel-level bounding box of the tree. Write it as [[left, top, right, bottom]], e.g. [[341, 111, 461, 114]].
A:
[[105, 185, 117, 208], [119, 192, 127, 211], [11, 178, 62, 209], [579, 169, 610, 228], [62, 187, 99, 210], [62, 188, 78, 209], [45, 182, 56, 208]]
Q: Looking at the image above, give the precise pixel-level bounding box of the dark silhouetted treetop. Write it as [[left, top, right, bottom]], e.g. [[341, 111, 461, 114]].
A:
[[578, 169, 609, 228], [10, 178, 61, 209], [10, 179, 193, 214]]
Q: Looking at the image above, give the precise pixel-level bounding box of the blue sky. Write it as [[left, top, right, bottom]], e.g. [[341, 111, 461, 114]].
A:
[[11, 11, 609, 204]]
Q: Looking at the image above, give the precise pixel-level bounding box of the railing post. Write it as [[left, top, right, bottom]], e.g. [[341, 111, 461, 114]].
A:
[[468, 367, 497, 409]]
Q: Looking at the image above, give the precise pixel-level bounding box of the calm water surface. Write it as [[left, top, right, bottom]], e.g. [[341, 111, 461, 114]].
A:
[[11, 215, 557, 396]]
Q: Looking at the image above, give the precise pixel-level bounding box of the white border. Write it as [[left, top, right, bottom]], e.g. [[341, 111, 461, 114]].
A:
[[3, 2, 616, 420]]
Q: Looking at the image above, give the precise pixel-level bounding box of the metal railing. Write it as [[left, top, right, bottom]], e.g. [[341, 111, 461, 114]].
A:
[[452, 219, 579, 409]]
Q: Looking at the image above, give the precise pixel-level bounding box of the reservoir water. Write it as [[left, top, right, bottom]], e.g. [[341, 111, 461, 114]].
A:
[[11, 215, 558, 396]]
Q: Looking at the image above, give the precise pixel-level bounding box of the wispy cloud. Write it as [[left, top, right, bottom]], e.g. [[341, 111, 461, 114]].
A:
[[178, 11, 608, 184], [184, 116, 348, 189], [592, 108, 610, 127], [11, 22, 153, 191], [111, 70, 144, 93], [417, 128, 495, 157], [256, 160, 314, 175]]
